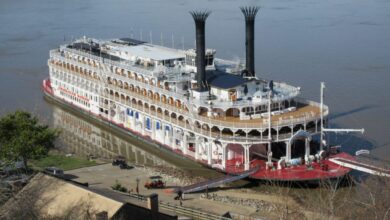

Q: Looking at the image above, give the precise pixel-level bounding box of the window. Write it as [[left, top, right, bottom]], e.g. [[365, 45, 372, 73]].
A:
[[156, 122, 160, 129], [145, 118, 151, 130]]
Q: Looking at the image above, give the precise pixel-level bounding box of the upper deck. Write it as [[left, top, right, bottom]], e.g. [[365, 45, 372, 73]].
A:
[[200, 104, 321, 125], [49, 37, 326, 137], [56, 37, 302, 110]]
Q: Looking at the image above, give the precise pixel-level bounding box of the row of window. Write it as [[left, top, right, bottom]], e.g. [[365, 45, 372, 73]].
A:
[[242, 102, 286, 113], [62, 51, 153, 87], [53, 78, 99, 103], [63, 52, 100, 67], [125, 108, 174, 132], [60, 91, 91, 108]]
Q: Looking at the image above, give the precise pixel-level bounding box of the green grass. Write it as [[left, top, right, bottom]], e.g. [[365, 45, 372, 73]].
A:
[[30, 154, 97, 171]]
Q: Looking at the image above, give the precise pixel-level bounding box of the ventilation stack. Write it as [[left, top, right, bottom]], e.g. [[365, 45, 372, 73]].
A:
[[190, 10, 211, 91], [241, 6, 260, 77]]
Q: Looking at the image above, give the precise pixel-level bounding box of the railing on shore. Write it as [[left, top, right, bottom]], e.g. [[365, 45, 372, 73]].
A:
[[123, 191, 233, 220]]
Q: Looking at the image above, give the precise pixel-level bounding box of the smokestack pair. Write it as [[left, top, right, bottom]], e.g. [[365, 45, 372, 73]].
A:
[[190, 6, 259, 90]]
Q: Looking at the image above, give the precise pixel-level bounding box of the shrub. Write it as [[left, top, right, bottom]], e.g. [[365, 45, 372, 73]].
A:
[[111, 180, 128, 193]]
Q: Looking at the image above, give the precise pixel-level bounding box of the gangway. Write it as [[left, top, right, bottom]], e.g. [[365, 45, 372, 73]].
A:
[[330, 157, 390, 177], [252, 152, 278, 162], [178, 167, 259, 194]]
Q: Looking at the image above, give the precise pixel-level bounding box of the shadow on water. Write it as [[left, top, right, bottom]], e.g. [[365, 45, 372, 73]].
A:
[[325, 123, 375, 154], [329, 105, 379, 121]]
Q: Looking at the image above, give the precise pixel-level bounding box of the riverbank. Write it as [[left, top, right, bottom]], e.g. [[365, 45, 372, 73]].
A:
[[65, 162, 325, 219], [29, 152, 99, 171]]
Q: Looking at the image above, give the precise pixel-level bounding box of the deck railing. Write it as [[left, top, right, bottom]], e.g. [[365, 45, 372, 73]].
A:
[[48, 63, 101, 84], [51, 49, 300, 109], [50, 50, 328, 132], [58, 48, 156, 77], [103, 81, 327, 127], [50, 51, 188, 101], [102, 91, 321, 143]]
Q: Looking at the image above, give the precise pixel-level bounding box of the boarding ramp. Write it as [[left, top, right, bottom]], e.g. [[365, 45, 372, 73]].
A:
[[330, 157, 390, 177], [252, 152, 278, 162], [179, 167, 259, 194]]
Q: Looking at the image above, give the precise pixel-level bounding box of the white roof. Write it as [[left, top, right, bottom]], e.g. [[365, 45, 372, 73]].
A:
[[119, 44, 185, 61]]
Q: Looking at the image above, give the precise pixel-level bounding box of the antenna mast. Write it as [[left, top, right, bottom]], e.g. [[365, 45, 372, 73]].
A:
[[320, 82, 364, 151], [320, 82, 325, 150], [268, 91, 272, 161], [172, 33, 175, 48]]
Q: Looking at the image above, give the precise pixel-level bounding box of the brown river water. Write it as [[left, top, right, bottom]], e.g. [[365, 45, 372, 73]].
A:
[[1, 0, 389, 172]]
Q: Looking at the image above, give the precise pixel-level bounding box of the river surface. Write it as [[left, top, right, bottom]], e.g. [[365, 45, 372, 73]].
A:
[[0, 0, 389, 168]]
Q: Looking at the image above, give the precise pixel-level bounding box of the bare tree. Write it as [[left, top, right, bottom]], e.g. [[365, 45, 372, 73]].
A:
[[348, 175, 390, 220], [0, 174, 100, 220]]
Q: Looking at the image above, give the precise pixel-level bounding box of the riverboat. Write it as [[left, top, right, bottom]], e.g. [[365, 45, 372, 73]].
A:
[[42, 7, 364, 181]]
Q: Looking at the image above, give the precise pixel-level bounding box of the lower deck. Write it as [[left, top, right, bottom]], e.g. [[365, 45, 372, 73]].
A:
[[225, 152, 353, 181]]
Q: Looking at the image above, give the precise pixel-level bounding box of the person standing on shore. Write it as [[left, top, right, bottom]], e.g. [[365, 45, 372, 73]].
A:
[[136, 178, 140, 199]]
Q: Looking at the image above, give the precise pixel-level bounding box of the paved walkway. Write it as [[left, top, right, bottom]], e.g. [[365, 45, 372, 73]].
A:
[[66, 164, 257, 217]]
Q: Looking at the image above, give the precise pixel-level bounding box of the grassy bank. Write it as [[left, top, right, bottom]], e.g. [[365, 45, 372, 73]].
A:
[[30, 154, 97, 171]]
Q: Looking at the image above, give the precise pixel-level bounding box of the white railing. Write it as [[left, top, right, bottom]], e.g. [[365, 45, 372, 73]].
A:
[[58, 48, 190, 80], [52, 49, 305, 116], [61, 48, 154, 77], [102, 91, 322, 143], [51, 51, 189, 102], [49, 63, 101, 84], [51, 49, 327, 132], [52, 60, 326, 133], [105, 84, 189, 115], [103, 83, 326, 131], [52, 49, 301, 110]]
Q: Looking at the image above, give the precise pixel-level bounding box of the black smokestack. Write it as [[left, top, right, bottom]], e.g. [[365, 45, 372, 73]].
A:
[[241, 6, 259, 77], [190, 10, 210, 91]]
